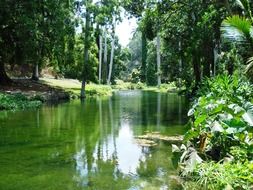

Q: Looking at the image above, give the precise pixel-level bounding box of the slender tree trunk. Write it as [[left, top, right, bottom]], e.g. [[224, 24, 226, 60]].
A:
[[102, 30, 108, 84], [203, 38, 214, 78], [141, 32, 147, 83], [32, 63, 39, 81], [32, 0, 45, 81], [0, 61, 11, 85], [193, 51, 201, 87], [156, 35, 161, 87], [178, 40, 182, 89], [99, 29, 103, 84], [107, 22, 116, 85], [80, 5, 91, 99], [213, 42, 219, 76]]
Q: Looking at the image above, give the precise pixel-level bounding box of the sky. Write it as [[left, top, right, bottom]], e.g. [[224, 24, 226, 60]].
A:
[[115, 16, 137, 47], [76, 6, 137, 47]]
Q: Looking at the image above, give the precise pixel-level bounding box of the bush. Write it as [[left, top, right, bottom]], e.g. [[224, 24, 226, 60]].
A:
[[0, 93, 42, 111], [185, 162, 253, 190], [113, 80, 146, 90]]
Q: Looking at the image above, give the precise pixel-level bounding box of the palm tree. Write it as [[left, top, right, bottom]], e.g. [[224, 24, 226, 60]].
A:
[[221, 0, 253, 74]]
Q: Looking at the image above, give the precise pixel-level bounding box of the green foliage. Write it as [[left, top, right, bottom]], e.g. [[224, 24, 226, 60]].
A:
[[186, 75, 253, 158], [112, 80, 146, 90], [222, 15, 253, 42], [0, 0, 76, 79], [216, 47, 243, 75], [85, 84, 113, 96], [146, 42, 157, 86], [185, 162, 253, 190], [0, 93, 42, 111], [130, 68, 141, 83], [174, 74, 253, 189]]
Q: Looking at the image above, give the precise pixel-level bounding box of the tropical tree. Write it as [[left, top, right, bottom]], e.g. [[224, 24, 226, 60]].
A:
[[221, 0, 253, 76]]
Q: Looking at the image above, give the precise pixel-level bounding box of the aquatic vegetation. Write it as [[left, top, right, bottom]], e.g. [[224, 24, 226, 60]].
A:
[[135, 132, 183, 145]]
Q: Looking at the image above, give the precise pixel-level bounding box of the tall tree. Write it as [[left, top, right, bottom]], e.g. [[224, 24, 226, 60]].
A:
[[107, 18, 116, 85], [81, 0, 92, 99]]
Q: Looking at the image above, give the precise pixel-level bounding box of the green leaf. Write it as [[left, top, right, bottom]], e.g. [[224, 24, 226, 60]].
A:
[[194, 115, 207, 127], [222, 15, 253, 42], [242, 112, 253, 126], [183, 148, 203, 173], [187, 108, 195, 116], [211, 121, 224, 132], [172, 144, 180, 153]]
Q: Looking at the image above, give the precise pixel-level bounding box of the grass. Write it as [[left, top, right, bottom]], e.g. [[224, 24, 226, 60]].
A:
[[0, 93, 42, 111], [184, 162, 253, 190], [40, 78, 113, 97], [40, 78, 181, 98], [112, 80, 180, 92]]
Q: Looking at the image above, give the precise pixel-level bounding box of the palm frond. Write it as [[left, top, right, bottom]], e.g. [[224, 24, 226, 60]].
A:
[[245, 56, 253, 73], [235, 0, 248, 11], [221, 15, 253, 42], [235, 0, 253, 20]]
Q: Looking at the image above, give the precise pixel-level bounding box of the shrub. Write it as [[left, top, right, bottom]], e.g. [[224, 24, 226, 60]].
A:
[[185, 162, 253, 190], [173, 74, 253, 189], [0, 93, 42, 111]]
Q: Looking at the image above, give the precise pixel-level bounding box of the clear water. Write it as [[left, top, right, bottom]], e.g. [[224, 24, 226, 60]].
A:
[[0, 91, 189, 190]]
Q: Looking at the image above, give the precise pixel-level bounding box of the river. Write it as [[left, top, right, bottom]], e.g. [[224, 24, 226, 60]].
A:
[[0, 90, 189, 190]]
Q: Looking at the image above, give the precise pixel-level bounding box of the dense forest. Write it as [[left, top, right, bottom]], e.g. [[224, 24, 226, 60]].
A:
[[1, 0, 253, 189], [2, 0, 253, 91]]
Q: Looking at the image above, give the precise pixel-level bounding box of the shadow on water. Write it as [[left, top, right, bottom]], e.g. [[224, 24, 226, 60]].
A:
[[0, 90, 189, 190]]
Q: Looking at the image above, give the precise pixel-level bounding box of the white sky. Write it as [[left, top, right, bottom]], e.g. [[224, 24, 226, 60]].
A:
[[76, 4, 137, 47], [116, 16, 137, 47]]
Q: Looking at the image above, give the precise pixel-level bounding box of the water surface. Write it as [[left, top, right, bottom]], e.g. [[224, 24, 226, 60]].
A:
[[0, 91, 188, 190]]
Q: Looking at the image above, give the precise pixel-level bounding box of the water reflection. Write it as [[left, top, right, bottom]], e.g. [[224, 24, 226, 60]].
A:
[[0, 91, 188, 190], [71, 91, 189, 189]]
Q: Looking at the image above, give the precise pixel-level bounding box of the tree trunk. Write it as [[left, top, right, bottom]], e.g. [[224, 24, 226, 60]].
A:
[[102, 30, 108, 84], [213, 42, 219, 76], [193, 51, 201, 87], [80, 4, 91, 99], [178, 40, 182, 89], [0, 61, 11, 85], [98, 30, 103, 84], [141, 32, 147, 83], [203, 38, 214, 78], [31, 63, 39, 81], [107, 22, 116, 85], [156, 35, 161, 87]]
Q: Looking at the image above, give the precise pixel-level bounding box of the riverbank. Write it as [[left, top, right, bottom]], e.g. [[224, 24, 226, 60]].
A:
[[40, 78, 180, 96], [0, 93, 42, 111], [0, 78, 180, 111], [0, 79, 70, 110]]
